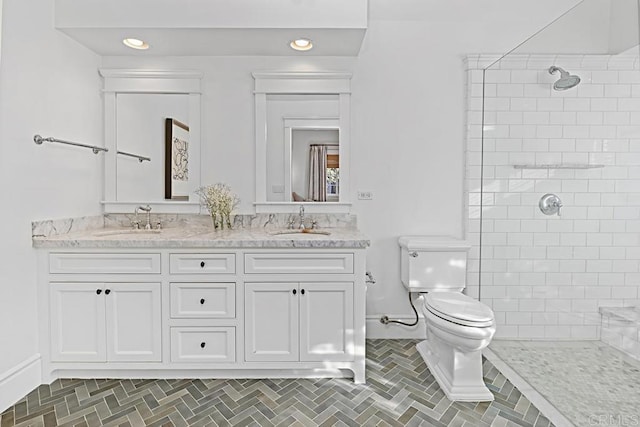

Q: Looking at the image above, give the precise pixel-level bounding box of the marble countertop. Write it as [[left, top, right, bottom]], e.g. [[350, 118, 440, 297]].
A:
[[32, 225, 370, 249]]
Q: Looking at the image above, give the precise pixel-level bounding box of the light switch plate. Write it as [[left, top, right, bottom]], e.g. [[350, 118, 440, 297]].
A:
[[358, 191, 373, 200]]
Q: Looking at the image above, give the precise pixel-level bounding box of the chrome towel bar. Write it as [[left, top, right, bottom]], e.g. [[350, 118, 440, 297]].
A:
[[117, 150, 151, 162], [33, 134, 108, 154]]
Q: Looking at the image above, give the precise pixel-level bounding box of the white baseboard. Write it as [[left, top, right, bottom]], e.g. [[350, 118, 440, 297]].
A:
[[366, 315, 426, 339], [0, 354, 42, 413]]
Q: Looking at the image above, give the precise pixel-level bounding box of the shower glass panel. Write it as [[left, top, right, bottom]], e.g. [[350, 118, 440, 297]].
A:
[[468, 0, 640, 343]]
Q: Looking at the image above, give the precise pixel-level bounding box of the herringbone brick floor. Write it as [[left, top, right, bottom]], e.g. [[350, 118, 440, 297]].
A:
[[1, 340, 553, 427]]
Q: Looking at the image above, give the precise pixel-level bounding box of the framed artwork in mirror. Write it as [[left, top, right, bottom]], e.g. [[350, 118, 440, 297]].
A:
[[165, 118, 190, 200]]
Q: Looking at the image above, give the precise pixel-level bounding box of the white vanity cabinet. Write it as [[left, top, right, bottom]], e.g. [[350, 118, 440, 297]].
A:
[[245, 282, 353, 363], [37, 245, 367, 384]]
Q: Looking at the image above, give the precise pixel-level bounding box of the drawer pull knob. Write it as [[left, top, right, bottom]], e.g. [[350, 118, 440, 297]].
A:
[[200, 298, 205, 305], [292, 289, 297, 295], [105, 289, 111, 295], [301, 289, 305, 295], [96, 289, 102, 295], [200, 342, 206, 348], [200, 261, 205, 268]]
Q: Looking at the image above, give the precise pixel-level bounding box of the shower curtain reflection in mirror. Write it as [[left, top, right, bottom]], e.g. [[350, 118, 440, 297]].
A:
[[306, 144, 340, 202], [289, 126, 340, 202], [308, 145, 327, 201]]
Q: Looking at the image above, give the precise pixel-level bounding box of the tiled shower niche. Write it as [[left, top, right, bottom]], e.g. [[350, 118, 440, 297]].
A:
[[465, 54, 640, 340]]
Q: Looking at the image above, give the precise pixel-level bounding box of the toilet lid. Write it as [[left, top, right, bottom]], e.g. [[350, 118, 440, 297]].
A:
[[425, 292, 494, 327]]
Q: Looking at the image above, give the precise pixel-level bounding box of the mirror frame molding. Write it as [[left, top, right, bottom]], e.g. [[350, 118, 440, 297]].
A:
[[99, 69, 203, 213], [253, 71, 352, 214]]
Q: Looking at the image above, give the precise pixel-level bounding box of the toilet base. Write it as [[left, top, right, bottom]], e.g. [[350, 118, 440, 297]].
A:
[[416, 339, 494, 402]]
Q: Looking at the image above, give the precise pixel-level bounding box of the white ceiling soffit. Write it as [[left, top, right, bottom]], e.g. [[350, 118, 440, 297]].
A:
[[54, 0, 368, 56]]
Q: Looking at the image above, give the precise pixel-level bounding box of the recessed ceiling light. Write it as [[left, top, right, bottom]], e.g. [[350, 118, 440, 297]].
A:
[[290, 38, 313, 51], [123, 38, 149, 50]]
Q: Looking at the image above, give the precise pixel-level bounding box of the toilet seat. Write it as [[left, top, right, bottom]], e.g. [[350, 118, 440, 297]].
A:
[[424, 292, 494, 327]]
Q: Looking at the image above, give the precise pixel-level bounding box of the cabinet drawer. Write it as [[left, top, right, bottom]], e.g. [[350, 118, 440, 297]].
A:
[[49, 253, 160, 274], [169, 254, 236, 274], [171, 327, 235, 363], [170, 283, 235, 318], [244, 253, 354, 274]]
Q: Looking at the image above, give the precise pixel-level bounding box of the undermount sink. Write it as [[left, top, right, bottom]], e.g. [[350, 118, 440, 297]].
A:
[[271, 230, 331, 237], [93, 229, 163, 237]]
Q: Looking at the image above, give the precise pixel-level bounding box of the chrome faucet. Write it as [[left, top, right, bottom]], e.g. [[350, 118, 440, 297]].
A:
[[298, 205, 306, 229], [133, 205, 152, 229]]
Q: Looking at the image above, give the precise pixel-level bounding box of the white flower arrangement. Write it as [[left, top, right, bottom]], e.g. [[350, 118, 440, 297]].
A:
[[195, 183, 240, 229]]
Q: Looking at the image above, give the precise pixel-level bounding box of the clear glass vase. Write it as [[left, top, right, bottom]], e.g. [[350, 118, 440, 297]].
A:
[[211, 211, 220, 230]]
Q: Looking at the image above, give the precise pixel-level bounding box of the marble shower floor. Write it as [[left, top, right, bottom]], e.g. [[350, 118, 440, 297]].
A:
[[488, 340, 640, 427]]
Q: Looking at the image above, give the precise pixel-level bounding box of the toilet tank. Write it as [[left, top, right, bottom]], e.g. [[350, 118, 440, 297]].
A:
[[398, 236, 471, 293]]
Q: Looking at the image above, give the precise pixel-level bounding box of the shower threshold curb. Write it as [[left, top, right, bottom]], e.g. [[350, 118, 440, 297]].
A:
[[484, 347, 575, 427]]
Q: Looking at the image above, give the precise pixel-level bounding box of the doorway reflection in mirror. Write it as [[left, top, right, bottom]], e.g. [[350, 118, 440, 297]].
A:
[[291, 128, 339, 203]]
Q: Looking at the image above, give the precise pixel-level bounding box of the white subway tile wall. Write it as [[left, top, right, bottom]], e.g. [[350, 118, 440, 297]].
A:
[[466, 55, 640, 339]]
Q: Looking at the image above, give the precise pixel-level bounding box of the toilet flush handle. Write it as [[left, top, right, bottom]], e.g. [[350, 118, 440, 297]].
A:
[[409, 251, 418, 257]]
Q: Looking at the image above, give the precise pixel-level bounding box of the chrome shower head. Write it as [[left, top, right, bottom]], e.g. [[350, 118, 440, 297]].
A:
[[548, 66, 581, 91]]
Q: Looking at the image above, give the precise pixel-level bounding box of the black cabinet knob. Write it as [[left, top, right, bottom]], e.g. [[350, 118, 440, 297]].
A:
[[105, 289, 111, 295], [200, 298, 205, 305], [200, 261, 205, 268], [200, 342, 206, 348], [292, 289, 297, 295], [96, 289, 102, 295], [301, 289, 305, 295]]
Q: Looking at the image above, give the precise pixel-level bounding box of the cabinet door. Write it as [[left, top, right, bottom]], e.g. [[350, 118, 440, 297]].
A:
[[245, 283, 298, 362], [299, 282, 354, 362], [50, 283, 106, 362], [105, 283, 162, 362]]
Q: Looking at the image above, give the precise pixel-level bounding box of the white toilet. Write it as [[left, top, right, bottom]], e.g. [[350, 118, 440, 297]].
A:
[[398, 236, 496, 402]]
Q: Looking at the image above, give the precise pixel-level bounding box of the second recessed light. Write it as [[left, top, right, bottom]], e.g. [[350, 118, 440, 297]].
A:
[[123, 38, 149, 50], [290, 38, 313, 51]]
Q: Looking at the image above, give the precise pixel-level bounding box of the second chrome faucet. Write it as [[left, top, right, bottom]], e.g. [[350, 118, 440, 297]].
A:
[[287, 205, 317, 230], [298, 205, 306, 229]]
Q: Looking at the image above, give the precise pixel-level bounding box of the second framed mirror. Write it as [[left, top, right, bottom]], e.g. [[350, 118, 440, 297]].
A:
[[253, 72, 352, 213]]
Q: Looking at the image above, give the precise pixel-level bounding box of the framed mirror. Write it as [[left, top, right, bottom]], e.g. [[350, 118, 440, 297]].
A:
[[253, 72, 352, 213], [100, 69, 202, 213]]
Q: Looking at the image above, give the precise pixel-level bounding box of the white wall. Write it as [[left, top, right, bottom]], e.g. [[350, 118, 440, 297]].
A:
[[0, 0, 102, 408], [467, 53, 640, 340], [101, 0, 582, 337]]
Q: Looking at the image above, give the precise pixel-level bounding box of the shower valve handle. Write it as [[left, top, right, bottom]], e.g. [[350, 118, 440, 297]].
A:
[[555, 201, 562, 216], [539, 193, 563, 216]]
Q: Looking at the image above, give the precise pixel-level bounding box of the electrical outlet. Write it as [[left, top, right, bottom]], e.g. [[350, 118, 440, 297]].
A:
[[358, 191, 373, 200]]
